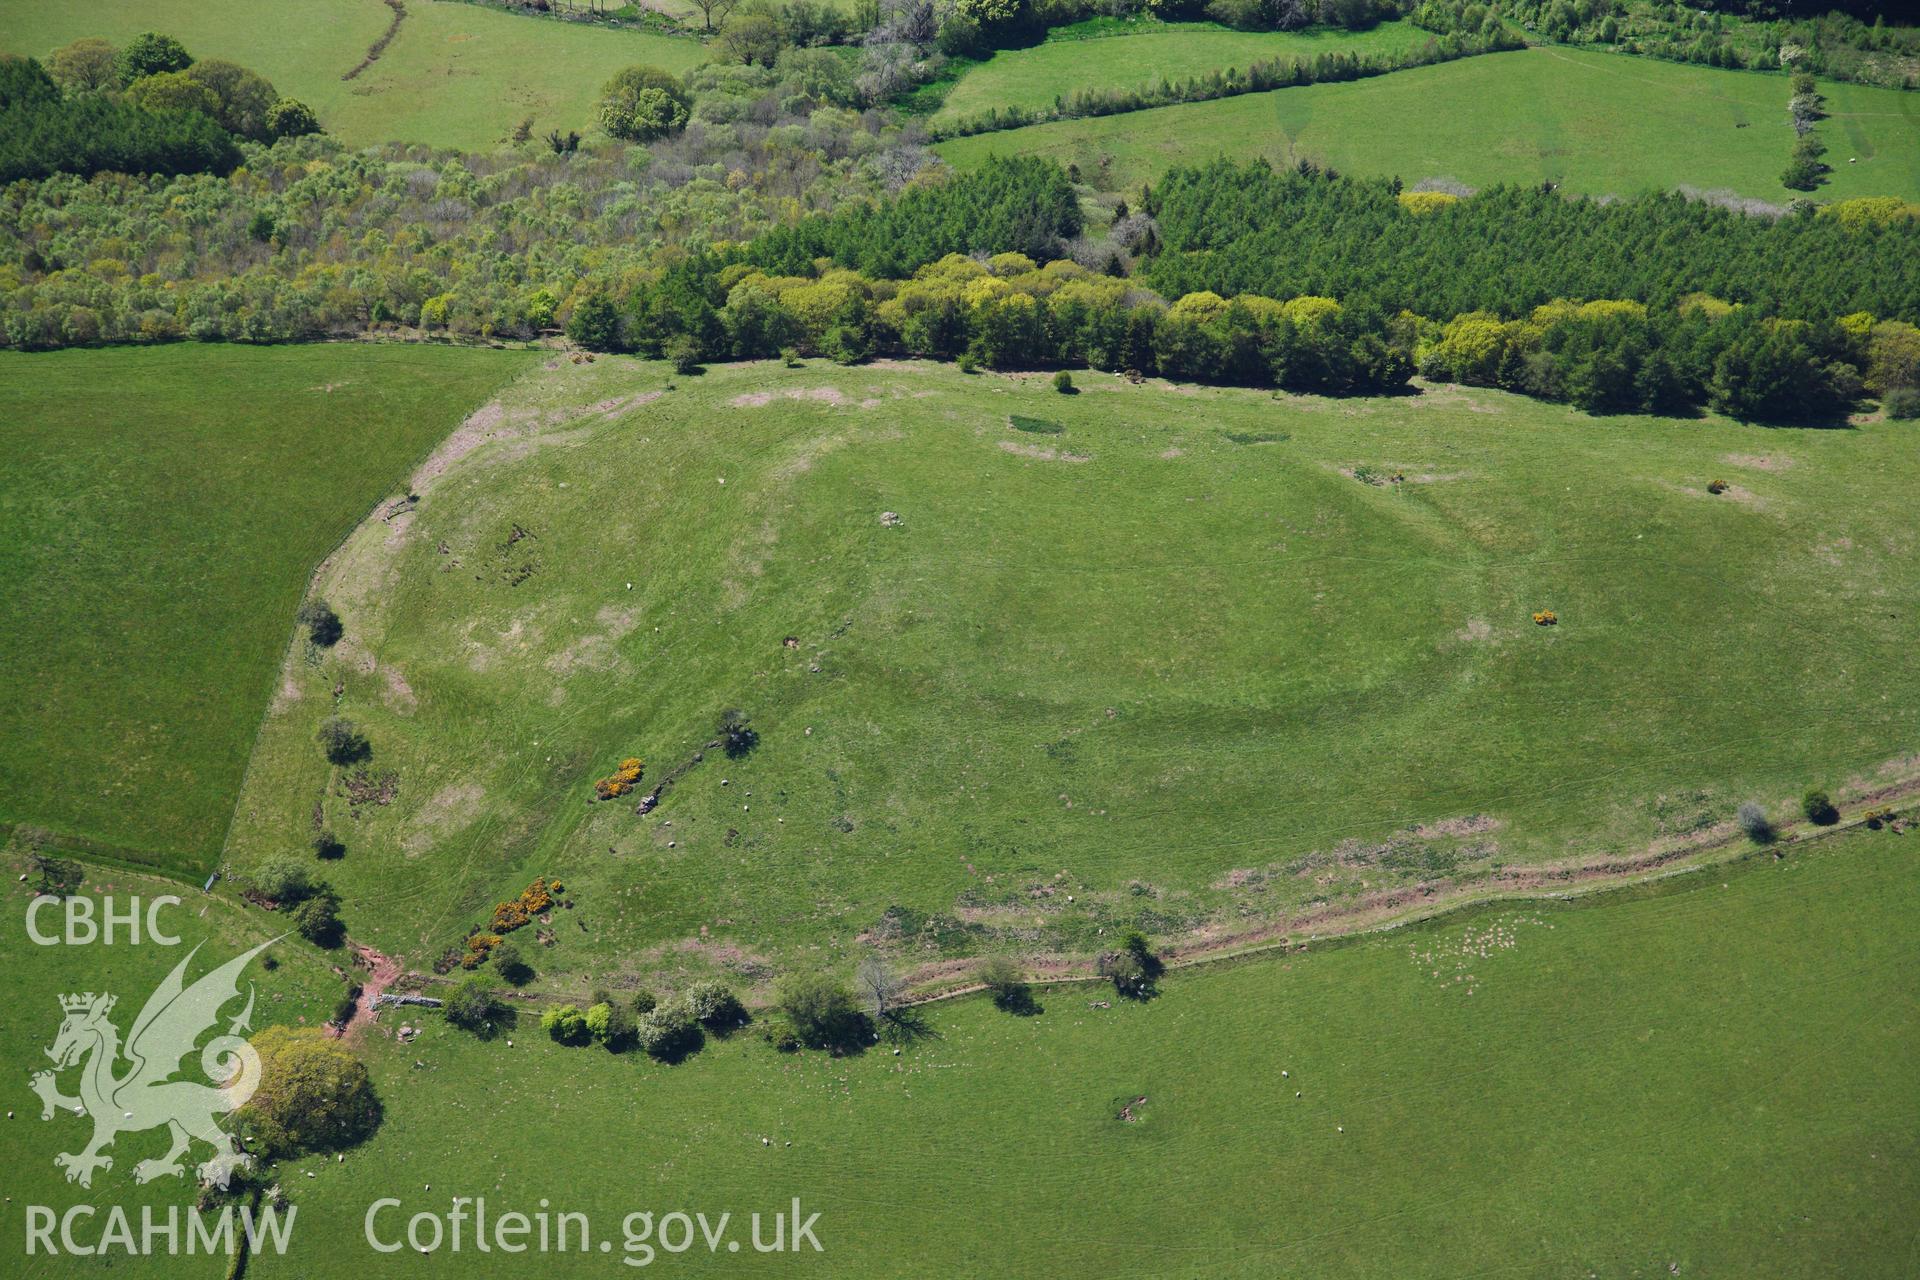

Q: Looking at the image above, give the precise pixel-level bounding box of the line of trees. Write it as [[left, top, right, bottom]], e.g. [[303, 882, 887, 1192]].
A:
[[1413, 0, 1920, 88], [566, 243, 1917, 423], [1413, 297, 1891, 423], [7, 117, 1917, 425], [572, 251, 1418, 391], [543, 155, 1919, 423], [938, 0, 1403, 62], [1781, 69, 1829, 191]]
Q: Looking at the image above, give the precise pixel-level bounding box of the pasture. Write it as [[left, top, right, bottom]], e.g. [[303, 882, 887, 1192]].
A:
[[930, 17, 1431, 130], [237, 824, 1920, 1277], [0, 854, 346, 1280], [1, 4, 1917, 1273], [0, 0, 708, 149], [0, 344, 530, 874], [216, 353, 1920, 989], [938, 46, 1920, 201]]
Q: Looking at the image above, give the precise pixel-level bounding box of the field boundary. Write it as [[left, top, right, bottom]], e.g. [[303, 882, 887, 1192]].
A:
[[437, 0, 696, 38], [357, 766, 1919, 1018], [209, 352, 539, 883], [36, 704, 1917, 1017], [344, 0, 408, 82], [893, 773, 1920, 1008], [928, 28, 1521, 140], [0, 821, 207, 888]]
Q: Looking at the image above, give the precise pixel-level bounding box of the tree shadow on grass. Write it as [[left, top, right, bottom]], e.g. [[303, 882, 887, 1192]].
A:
[[1752, 407, 1857, 430], [644, 1023, 706, 1065], [718, 709, 759, 759], [877, 1006, 941, 1048], [805, 1012, 878, 1058]]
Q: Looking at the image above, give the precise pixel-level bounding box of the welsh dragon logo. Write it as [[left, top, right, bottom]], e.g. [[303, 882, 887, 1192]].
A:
[[30, 938, 276, 1189]]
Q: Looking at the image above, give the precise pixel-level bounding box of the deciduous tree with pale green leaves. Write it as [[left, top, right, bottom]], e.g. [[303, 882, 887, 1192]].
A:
[[266, 98, 321, 140], [184, 59, 279, 140], [127, 71, 220, 120], [444, 977, 504, 1034], [956, 0, 1023, 25], [599, 65, 692, 141], [241, 1027, 381, 1157], [47, 39, 120, 93]]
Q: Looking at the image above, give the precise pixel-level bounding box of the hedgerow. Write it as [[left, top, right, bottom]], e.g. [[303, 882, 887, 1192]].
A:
[[1415, 0, 1920, 90], [927, 27, 1520, 139]]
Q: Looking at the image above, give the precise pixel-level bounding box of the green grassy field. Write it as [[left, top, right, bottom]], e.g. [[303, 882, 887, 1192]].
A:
[[205, 823, 1916, 1277], [0, 853, 348, 1280], [938, 46, 1920, 201], [931, 18, 1431, 129], [2, 6, 1918, 1271], [0, 0, 708, 149], [214, 353, 1920, 990], [0, 344, 532, 874], [2, 743, 1913, 1276]]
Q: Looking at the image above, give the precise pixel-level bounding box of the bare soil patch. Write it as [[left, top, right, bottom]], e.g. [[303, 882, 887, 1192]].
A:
[[545, 390, 661, 426], [1453, 618, 1494, 644], [1666, 479, 1765, 507], [1407, 382, 1500, 413], [410, 401, 512, 490], [332, 945, 403, 1045], [402, 781, 484, 855], [729, 387, 849, 409], [1816, 535, 1854, 566], [1723, 452, 1793, 472], [544, 604, 641, 676], [999, 441, 1091, 462], [1407, 814, 1502, 839], [381, 663, 417, 714]]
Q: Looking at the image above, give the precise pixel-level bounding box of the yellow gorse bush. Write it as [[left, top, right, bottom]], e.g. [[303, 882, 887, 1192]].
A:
[[489, 876, 557, 935], [1820, 197, 1920, 231], [1397, 191, 1460, 215], [595, 756, 644, 800]]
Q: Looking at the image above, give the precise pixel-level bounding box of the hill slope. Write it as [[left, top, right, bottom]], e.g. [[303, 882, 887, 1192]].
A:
[[931, 18, 1434, 130], [221, 355, 1920, 983], [938, 47, 1920, 201], [0, 344, 532, 871], [0, 0, 707, 149]]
